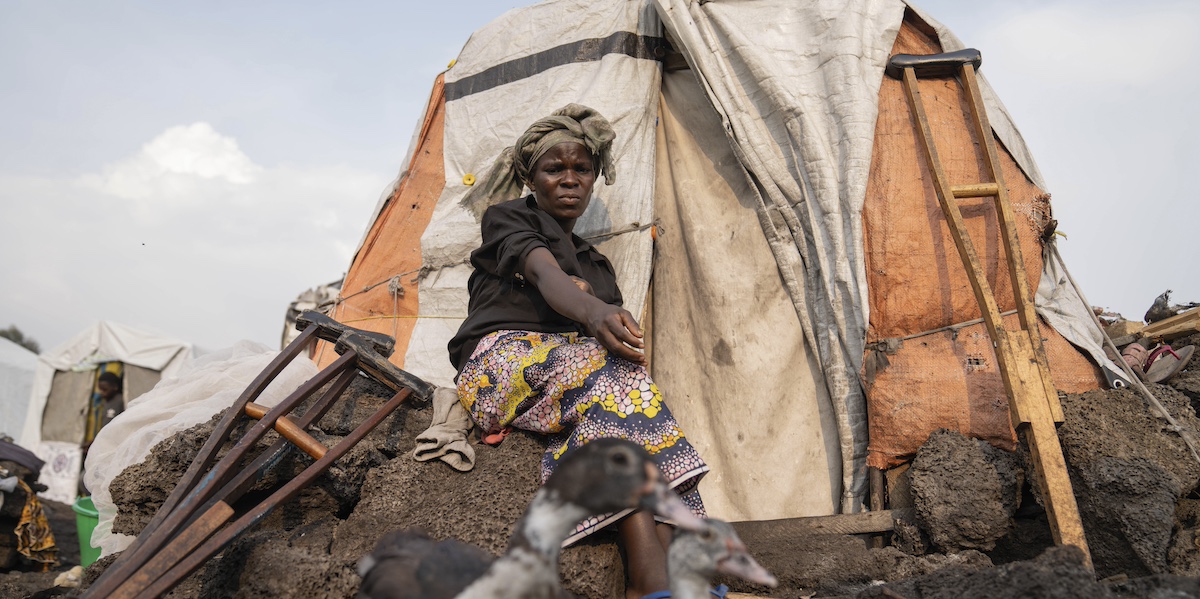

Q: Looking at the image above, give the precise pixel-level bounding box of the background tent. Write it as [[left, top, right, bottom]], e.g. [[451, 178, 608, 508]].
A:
[[0, 337, 37, 441], [313, 0, 1121, 521], [19, 321, 191, 503]]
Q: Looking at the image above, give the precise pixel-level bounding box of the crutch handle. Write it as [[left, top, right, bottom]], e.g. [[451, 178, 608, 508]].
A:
[[296, 310, 396, 357], [335, 331, 436, 401], [885, 48, 981, 80]]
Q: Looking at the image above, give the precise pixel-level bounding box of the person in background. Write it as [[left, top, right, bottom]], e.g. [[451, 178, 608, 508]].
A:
[[79, 370, 124, 495], [94, 371, 124, 430]]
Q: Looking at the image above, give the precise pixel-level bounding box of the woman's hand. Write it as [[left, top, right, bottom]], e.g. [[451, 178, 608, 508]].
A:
[[523, 247, 647, 365], [581, 303, 646, 365]]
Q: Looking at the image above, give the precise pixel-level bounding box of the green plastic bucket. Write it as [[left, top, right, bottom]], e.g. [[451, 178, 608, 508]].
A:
[[71, 496, 101, 568]]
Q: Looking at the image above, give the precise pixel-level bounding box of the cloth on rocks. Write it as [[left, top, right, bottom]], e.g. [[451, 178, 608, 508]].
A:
[[15, 478, 58, 569], [0, 439, 45, 475], [457, 329, 708, 545], [413, 387, 476, 472], [460, 103, 617, 220]]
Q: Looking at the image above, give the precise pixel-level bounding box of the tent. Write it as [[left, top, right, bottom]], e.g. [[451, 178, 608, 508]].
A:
[[19, 321, 192, 502], [313, 0, 1124, 521], [0, 337, 37, 441]]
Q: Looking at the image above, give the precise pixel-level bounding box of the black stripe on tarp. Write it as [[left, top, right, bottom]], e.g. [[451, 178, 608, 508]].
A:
[[444, 31, 670, 102]]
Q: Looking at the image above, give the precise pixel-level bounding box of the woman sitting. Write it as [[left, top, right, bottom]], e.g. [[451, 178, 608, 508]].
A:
[[448, 104, 708, 599]]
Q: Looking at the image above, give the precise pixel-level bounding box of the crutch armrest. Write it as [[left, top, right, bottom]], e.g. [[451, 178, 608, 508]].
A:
[[335, 331, 436, 401], [885, 48, 982, 80], [296, 310, 397, 358]]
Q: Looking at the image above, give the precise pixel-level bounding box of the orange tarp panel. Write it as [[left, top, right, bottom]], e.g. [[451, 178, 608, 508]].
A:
[[862, 15, 1103, 469], [316, 75, 447, 369]]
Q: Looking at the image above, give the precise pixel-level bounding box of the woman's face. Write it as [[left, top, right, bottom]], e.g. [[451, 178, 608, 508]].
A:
[[530, 142, 595, 231]]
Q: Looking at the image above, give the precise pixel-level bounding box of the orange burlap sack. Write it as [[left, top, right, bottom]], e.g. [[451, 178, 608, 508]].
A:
[[862, 15, 1103, 469]]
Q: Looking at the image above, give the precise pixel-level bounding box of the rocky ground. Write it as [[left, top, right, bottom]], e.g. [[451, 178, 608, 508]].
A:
[[3, 333, 1200, 598]]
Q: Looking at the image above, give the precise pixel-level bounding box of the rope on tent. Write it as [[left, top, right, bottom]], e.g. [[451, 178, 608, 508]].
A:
[[387, 275, 405, 340], [339, 268, 422, 303], [338, 315, 465, 324], [582, 220, 657, 243], [1048, 242, 1200, 469]]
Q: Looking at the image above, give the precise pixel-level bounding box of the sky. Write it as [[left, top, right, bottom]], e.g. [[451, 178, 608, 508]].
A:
[[1, 0, 1196, 355]]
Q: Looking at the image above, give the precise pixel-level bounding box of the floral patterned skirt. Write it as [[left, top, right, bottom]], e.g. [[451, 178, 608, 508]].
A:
[[456, 329, 708, 544]]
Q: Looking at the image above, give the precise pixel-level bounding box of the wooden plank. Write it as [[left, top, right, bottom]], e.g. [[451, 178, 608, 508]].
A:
[[1105, 320, 1146, 340], [110, 501, 235, 599], [961, 65, 1063, 424], [958, 64, 1089, 568], [870, 468, 886, 548], [731, 509, 915, 540], [1143, 307, 1200, 341]]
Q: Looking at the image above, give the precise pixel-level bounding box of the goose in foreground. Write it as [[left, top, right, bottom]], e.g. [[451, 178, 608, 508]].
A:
[[357, 438, 706, 599], [651, 519, 777, 599]]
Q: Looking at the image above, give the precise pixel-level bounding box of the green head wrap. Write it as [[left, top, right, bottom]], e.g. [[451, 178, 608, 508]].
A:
[[462, 103, 616, 220]]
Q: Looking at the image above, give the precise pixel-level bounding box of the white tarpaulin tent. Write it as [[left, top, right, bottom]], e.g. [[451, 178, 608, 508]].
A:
[[321, 0, 1121, 521], [0, 337, 37, 441], [19, 321, 192, 502]]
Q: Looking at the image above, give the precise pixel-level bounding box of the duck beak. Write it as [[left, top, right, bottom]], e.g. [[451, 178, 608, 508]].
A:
[[717, 545, 778, 588], [640, 463, 706, 531]]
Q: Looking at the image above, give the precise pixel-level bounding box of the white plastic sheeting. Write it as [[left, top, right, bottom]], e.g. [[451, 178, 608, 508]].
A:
[[653, 0, 1110, 510], [83, 341, 318, 558], [0, 337, 37, 441], [1038, 246, 1130, 386], [19, 321, 192, 449], [19, 321, 192, 503]]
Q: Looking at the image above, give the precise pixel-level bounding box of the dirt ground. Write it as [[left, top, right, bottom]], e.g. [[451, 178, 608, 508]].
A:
[[4, 336, 1200, 598]]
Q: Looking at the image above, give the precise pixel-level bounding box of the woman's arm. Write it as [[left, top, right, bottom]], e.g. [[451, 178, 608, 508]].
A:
[[523, 247, 646, 365]]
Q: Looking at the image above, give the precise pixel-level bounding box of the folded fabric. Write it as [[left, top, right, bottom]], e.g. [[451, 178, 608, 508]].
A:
[[413, 387, 476, 472], [0, 439, 45, 476], [15, 478, 58, 569]]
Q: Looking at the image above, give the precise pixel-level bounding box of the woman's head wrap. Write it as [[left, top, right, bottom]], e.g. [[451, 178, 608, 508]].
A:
[[462, 103, 616, 220]]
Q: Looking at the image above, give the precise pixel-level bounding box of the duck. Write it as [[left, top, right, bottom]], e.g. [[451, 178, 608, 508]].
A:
[[356, 528, 493, 599], [357, 438, 705, 599], [665, 519, 778, 599]]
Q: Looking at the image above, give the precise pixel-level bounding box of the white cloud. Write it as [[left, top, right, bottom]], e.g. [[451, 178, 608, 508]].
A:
[[83, 122, 262, 203], [1, 124, 388, 351]]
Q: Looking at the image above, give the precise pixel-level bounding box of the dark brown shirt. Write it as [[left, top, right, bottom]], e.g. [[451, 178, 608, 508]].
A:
[[447, 196, 622, 372]]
